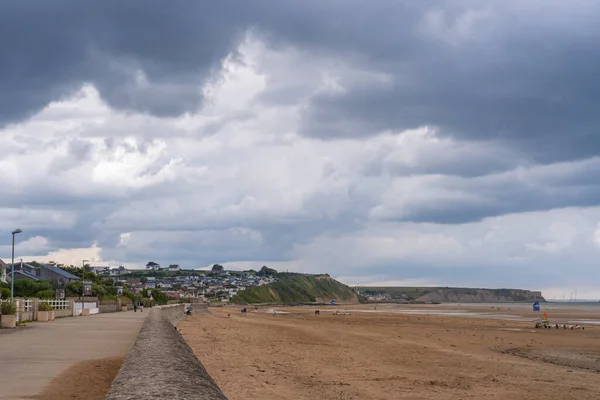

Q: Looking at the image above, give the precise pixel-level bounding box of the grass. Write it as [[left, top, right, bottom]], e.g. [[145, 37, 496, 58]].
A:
[[231, 274, 356, 304], [360, 287, 437, 297]]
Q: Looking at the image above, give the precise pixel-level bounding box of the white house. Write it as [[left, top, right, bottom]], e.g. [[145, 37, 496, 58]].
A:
[[109, 266, 130, 276], [88, 265, 110, 275], [168, 264, 181, 272], [158, 280, 173, 289]]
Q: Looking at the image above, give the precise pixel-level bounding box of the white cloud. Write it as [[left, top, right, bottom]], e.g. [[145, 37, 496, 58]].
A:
[[1, 33, 600, 297], [593, 223, 600, 249]]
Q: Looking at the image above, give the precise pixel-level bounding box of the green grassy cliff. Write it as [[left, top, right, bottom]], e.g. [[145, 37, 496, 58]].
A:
[[231, 273, 358, 304], [360, 286, 545, 303]]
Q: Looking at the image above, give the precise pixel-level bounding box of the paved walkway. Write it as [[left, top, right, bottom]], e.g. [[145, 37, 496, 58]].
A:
[[0, 311, 147, 400]]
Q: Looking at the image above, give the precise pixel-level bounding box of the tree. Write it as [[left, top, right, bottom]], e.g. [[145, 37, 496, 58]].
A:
[[65, 281, 107, 298], [150, 289, 169, 305], [211, 264, 224, 273], [257, 266, 278, 277], [146, 261, 160, 270], [60, 266, 100, 284], [140, 276, 148, 284]]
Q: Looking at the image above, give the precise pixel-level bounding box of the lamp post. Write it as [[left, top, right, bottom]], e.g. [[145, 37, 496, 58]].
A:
[[82, 259, 89, 316], [10, 229, 22, 302]]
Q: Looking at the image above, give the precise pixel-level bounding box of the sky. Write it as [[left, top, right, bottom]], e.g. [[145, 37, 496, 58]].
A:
[[1, 1, 600, 299]]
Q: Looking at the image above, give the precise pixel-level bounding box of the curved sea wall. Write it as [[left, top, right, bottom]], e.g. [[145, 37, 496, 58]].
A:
[[105, 304, 227, 400]]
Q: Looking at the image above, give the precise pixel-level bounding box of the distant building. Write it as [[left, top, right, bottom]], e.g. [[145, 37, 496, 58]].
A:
[[126, 278, 141, 286], [109, 266, 131, 276], [169, 264, 181, 272], [158, 279, 173, 289], [88, 265, 110, 275]]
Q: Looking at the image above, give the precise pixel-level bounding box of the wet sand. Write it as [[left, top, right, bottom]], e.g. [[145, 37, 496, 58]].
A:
[[180, 304, 600, 400]]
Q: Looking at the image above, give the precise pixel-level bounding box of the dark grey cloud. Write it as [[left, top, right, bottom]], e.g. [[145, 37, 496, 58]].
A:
[[0, 1, 249, 123], [3, 1, 599, 163]]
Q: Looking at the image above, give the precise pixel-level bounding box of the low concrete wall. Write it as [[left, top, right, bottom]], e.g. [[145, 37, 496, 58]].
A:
[[100, 299, 135, 313], [99, 303, 119, 313], [53, 308, 72, 318], [105, 304, 227, 400]]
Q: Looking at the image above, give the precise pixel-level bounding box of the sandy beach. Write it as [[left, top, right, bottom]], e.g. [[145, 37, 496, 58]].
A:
[[180, 303, 600, 400]]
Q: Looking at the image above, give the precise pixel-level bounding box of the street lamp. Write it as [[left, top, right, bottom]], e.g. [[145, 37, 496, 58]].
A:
[[10, 229, 22, 302], [81, 259, 89, 316]]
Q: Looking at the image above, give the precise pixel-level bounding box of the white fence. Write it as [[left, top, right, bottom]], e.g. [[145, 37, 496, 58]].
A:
[[2, 298, 104, 320], [39, 299, 71, 310], [1, 298, 76, 322], [22, 298, 34, 312]]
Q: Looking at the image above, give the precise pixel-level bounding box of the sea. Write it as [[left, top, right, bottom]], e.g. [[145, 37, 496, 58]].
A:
[[332, 301, 600, 325]]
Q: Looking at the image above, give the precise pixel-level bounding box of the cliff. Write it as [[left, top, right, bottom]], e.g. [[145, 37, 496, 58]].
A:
[[360, 287, 544, 303], [231, 273, 358, 304], [415, 288, 545, 303]]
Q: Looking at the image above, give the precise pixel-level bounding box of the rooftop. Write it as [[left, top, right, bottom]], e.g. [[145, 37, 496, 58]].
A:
[[42, 264, 81, 280]]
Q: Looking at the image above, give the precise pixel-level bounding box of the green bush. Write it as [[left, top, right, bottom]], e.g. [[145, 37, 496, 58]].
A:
[[150, 289, 169, 305], [65, 281, 82, 297], [13, 280, 53, 298], [122, 289, 136, 302], [1, 301, 17, 315], [36, 290, 55, 299], [66, 281, 107, 298], [92, 283, 106, 297], [0, 288, 10, 300], [38, 302, 53, 311], [105, 286, 118, 296]]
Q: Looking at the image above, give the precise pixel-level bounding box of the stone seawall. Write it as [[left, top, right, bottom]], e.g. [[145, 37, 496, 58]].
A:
[[105, 304, 227, 400]]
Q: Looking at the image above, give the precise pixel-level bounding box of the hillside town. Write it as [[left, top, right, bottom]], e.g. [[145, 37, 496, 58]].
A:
[[1, 259, 278, 302], [106, 263, 279, 302]]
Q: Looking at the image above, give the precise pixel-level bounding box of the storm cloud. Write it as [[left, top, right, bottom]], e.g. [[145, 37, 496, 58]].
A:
[[1, 1, 600, 297]]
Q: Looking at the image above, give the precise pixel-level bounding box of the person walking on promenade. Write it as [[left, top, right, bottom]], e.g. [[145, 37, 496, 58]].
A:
[[140, 303, 144, 312], [133, 301, 138, 312]]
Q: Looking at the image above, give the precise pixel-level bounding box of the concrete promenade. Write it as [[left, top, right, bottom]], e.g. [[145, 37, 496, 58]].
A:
[[0, 311, 147, 400]]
